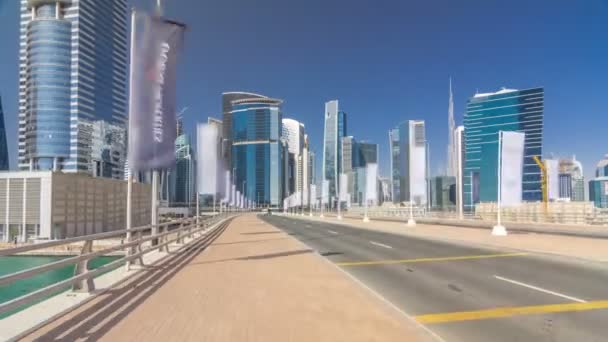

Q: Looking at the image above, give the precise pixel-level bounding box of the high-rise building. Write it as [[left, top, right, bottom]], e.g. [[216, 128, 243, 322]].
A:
[[0, 95, 9, 170], [389, 127, 400, 203], [463, 87, 544, 211], [589, 155, 608, 208], [558, 156, 585, 202], [341, 136, 355, 173], [323, 100, 347, 201], [230, 95, 283, 207], [447, 78, 457, 177], [389, 120, 427, 205], [282, 118, 305, 195], [430, 176, 456, 210], [308, 150, 316, 186], [19, 0, 128, 179], [358, 142, 378, 166], [596, 155, 608, 178], [169, 133, 195, 205]]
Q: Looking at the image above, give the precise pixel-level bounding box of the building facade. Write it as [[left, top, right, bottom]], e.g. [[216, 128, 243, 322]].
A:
[[0, 171, 150, 242], [19, 0, 128, 179], [430, 176, 456, 210], [558, 156, 585, 201], [282, 118, 305, 195], [323, 100, 346, 201], [0, 95, 9, 170], [231, 96, 283, 207], [390, 120, 427, 205], [463, 87, 544, 211], [169, 133, 195, 206], [589, 178, 608, 209]]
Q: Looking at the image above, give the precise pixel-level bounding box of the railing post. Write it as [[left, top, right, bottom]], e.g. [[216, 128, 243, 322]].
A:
[[134, 229, 144, 265], [176, 223, 184, 244], [73, 240, 95, 293]]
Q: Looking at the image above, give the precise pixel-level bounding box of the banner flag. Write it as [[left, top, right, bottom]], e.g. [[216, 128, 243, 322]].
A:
[[128, 14, 186, 172], [224, 171, 231, 203], [500, 131, 525, 207], [339, 173, 348, 201], [366, 163, 378, 202], [197, 123, 218, 195], [310, 185, 317, 209], [322, 180, 329, 204]]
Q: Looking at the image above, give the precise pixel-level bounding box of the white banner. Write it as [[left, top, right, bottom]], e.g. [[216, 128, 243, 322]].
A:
[[545, 159, 559, 201], [231, 185, 236, 206], [197, 123, 218, 195], [322, 180, 329, 204], [236, 191, 241, 208], [500, 131, 525, 207], [366, 163, 378, 202], [339, 173, 348, 201], [310, 185, 317, 208], [224, 171, 231, 203]]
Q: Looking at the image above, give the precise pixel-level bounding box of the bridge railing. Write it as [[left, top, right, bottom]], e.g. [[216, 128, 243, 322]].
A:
[[0, 213, 233, 317]]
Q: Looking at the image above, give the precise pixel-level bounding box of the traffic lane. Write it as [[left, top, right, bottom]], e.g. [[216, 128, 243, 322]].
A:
[[274, 216, 608, 302], [264, 216, 608, 342], [264, 216, 599, 313]]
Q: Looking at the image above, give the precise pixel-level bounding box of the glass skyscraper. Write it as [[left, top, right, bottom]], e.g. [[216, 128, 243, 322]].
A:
[[19, 0, 128, 179], [323, 100, 347, 200], [0, 95, 8, 170], [169, 133, 195, 206], [463, 87, 544, 211], [231, 96, 284, 207], [388, 127, 400, 202]]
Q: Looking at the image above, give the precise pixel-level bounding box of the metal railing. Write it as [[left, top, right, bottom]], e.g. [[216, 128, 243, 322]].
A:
[[0, 213, 234, 317]]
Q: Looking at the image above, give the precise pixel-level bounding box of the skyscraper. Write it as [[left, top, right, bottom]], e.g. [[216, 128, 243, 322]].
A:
[[322, 100, 347, 201], [230, 95, 283, 207], [170, 133, 195, 205], [463, 87, 544, 211], [282, 118, 305, 195], [447, 78, 457, 177], [589, 154, 608, 208], [389, 120, 427, 205], [19, 0, 128, 178], [0, 95, 8, 170], [558, 156, 585, 202]]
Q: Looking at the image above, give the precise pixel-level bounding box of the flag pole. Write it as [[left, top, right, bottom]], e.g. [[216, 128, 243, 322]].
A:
[[126, 7, 136, 270]]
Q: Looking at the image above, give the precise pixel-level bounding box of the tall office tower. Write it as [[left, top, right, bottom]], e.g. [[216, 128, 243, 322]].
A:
[[358, 142, 378, 166], [19, 0, 128, 179], [558, 156, 585, 201], [389, 121, 427, 205], [222, 92, 267, 167], [169, 133, 195, 205], [463, 87, 544, 211], [282, 118, 305, 194], [230, 95, 283, 207], [447, 78, 456, 177], [341, 136, 355, 173], [590, 155, 608, 208], [308, 150, 316, 187], [0, 95, 8, 170], [388, 127, 400, 203], [323, 100, 347, 201]]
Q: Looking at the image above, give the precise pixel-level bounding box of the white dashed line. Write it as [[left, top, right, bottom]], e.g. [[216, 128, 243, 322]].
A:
[[328, 230, 339, 235], [495, 275, 586, 303], [369, 241, 393, 249]]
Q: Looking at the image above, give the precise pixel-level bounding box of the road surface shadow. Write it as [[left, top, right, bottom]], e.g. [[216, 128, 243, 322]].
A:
[[241, 231, 283, 235], [29, 218, 233, 342], [238, 249, 312, 260]]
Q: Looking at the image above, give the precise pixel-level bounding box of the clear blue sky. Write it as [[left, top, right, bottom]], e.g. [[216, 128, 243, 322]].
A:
[[1, 0, 606, 181]]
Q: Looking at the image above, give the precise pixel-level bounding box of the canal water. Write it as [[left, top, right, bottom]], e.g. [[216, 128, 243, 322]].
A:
[[0, 255, 119, 319]]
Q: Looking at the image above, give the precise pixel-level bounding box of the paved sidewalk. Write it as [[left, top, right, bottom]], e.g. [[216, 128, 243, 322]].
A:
[[21, 214, 435, 342], [291, 213, 608, 262]]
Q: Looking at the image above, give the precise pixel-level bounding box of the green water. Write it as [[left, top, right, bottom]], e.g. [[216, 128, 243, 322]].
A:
[[0, 255, 119, 318]]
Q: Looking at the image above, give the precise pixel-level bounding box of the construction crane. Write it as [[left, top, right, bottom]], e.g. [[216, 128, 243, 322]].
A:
[[532, 156, 548, 218]]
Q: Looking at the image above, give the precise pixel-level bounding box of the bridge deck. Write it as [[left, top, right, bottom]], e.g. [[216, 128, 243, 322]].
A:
[[22, 214, 431, 341]]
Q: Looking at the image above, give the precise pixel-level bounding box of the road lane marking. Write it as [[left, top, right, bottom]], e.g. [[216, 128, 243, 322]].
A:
[[494, 275, 586, 303], [328, 230, 339, 235], [415, 300, 608, 324], [369, 241, 393, 249], [336, 252, 528, 267]]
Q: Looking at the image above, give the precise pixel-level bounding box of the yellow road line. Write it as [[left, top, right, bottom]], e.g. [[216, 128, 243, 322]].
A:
[[415, 300, 608, 324], [336, 252, 528, 267]]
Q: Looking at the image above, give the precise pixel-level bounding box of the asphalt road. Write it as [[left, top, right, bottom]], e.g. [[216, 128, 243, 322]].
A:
[[261, 215, 608, 342]]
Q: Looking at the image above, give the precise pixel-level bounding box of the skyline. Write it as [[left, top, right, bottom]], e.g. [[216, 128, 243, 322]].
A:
[[0, 0, 607, 181]]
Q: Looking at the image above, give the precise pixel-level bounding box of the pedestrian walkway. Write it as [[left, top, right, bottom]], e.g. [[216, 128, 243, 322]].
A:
[[296, 213, 608, 262], [21, 214, 434, 342]]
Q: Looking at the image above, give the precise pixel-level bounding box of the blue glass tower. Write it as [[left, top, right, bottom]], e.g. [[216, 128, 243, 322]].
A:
[[323, 100, 347, 200], [0, 95, 8, 170], [19, 0, 127, 178], [231, 96, 284, 208], [463, 87, 544, 211]]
